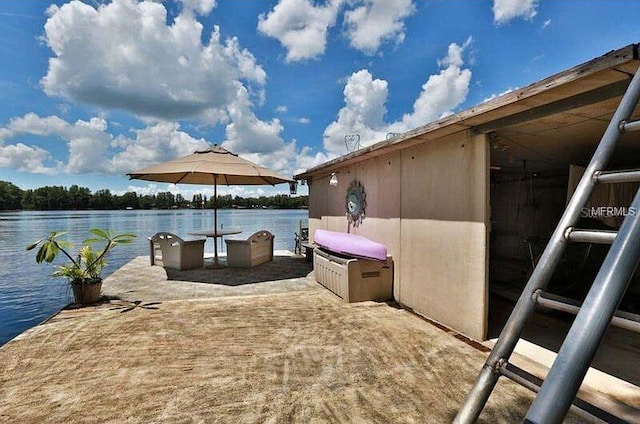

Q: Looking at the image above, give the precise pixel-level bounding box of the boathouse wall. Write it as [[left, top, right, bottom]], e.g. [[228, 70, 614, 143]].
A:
[[308, 131, 489, 340]]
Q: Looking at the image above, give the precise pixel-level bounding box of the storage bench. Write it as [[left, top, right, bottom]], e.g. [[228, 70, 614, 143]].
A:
[[313, 247, 393, 303]]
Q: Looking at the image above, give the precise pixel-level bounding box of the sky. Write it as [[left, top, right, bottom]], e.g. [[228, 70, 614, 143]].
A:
[[0, 0, 639, 200]]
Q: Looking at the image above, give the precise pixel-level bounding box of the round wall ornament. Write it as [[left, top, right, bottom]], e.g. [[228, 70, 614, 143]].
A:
[[345, 180, 366, 226]]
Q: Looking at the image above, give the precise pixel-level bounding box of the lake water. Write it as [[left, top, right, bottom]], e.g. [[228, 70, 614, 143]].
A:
[[0, 209, 308, 345]]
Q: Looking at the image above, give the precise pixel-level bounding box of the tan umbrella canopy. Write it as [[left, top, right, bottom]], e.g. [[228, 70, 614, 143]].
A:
[[127, 144, 293, 186], [127, 144, 294, 238]]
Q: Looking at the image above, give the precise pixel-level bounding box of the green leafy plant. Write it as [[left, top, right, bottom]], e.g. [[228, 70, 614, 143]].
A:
[[27, 229, 136, 284]]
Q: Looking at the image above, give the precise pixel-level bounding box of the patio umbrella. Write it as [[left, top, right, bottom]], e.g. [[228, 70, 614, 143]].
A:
[[127, 144, 294, 262]]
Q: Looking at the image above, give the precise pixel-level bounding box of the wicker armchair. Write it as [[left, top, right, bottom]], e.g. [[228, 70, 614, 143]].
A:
[[149, 232, 205, 270], [225, 230, 274, 268]]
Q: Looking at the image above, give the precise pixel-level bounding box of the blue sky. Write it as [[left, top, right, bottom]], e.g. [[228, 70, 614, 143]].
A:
[[0, 0, 639, 199]]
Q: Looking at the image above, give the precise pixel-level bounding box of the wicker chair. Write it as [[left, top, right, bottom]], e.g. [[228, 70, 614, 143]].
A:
[[225, 230, 274, 268], [149, 232, 205, 270], [294, 219, 309, 255]]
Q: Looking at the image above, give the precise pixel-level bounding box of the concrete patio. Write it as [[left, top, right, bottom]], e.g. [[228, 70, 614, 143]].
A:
[[0, 253, 632, 423]]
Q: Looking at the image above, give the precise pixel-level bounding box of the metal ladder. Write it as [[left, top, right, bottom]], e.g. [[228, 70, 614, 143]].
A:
[[455, 68, 640, 423]]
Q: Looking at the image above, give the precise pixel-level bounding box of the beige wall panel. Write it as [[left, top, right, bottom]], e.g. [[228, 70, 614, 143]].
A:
[[308, 175, 331, 244], [309, 215, 352, 241], [401, 133, 486, 222], [308, 175, 329, 219], [315, 151, 402, 246], [308, 217, 324, 244], [399, 132, 489, 340], [400, 219, 488, 339], [349, 151, 402, 220], [326, 172, 350, 218], [357, 218, 402, 297], [326, 215, 350, 233]]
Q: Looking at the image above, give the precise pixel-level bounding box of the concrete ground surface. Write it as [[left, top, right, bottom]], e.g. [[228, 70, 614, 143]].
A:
[[0, 254, 626, 423]]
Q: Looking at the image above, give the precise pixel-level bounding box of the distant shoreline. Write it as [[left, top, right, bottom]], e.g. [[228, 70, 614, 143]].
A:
[[0, 181, 309, 211], [0, 206, 309, 213]]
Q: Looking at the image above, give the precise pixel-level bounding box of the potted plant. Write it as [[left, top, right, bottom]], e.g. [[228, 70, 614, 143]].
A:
[[27, 229, 136, 305]]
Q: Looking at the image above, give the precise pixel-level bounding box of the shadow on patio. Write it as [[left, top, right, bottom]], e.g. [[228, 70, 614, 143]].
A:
[[164, 255, 313, 285], [103, 253, 318, 302]]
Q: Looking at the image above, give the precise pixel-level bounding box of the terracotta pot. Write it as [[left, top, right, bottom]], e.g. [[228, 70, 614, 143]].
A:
[[71, 278, 103, 305]]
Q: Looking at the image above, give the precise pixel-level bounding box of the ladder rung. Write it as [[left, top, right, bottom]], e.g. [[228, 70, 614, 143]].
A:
[[594, 169, 640, 184], [620, 119, 640, 132], [499, 361, 540, 393], [533, 290, 640, 333], [564, 228, 617, 244], [499, 362, 628, 423]]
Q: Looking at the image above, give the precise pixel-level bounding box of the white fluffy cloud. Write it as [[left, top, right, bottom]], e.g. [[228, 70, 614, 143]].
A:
[[0, 112, 323, 183], [0, 144, 57, 174], [178, 0, 216, 15], [237, 140, 334, 180], [0, 1, 343, 182], [36, 0, 310, 177], [259, 0, 416, 60], [390, 38, 472, 131], [0, 113, 211, 175], [323, 39, 472, 154], [66, 117, 112, 174], [343, 0, 415, 55], [41, 0, 265, 121], [294, 145, 335, 175], [223, 86, 285, 155], [0, 113, 111, 174], [493, 0, 538, 24], [220, 86, 320, 177], [4, 113, 69, 136], [323, 69, 389, 154], [110, 122, 210, 174], [258, 0, 343, 62]]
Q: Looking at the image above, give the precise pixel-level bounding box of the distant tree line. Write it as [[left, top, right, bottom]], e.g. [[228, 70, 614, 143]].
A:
[[0, 181, 308, 211]]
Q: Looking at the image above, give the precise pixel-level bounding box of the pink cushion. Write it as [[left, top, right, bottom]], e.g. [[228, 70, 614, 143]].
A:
[[314, 229, 387, 261]]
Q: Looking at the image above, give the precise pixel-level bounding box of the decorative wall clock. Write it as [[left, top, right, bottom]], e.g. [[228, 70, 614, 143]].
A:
[[345, 180, 366, 227]]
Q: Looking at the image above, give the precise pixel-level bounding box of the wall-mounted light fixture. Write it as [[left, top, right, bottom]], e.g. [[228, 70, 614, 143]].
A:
[[329, 172, 338, 186], [289, 181, 298, 195]]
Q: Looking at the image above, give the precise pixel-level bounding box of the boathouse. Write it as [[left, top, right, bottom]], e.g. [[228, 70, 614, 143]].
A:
[[295, 43, 640, 341]]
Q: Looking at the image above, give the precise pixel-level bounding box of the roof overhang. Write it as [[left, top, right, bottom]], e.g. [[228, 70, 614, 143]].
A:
[[296, 43, 640, 179]]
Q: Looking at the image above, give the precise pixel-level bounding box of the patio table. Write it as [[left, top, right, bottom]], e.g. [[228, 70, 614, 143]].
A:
[[189, 229, 242, 268]]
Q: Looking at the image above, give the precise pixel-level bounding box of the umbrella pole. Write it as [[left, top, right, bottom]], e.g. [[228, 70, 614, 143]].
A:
[[213, 175, 219, 266]]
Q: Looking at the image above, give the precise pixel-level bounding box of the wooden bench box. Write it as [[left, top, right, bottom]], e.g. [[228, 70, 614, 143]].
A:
[[313, 247, 393, 303]]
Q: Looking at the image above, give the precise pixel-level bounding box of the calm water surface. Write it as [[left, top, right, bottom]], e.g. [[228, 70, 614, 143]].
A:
[[0, 209, 308, 345]]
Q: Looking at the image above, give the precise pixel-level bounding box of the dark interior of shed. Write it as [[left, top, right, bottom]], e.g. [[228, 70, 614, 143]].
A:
[[485, 98, 640, 385], [488, 165, 640, 312]]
